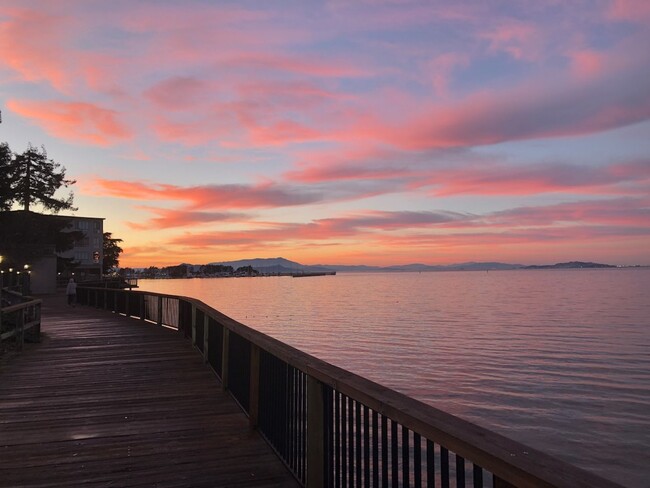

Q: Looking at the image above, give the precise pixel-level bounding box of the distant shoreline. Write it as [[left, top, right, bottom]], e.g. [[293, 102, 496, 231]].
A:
[[130, 263, 648, 280]]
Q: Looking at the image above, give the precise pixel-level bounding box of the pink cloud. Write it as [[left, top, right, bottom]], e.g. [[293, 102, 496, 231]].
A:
[[287, 144, 649, 197], [421, 160, 650, 197], [607, 0, 650, 21], [0, 8, 74, 91], [568, 50, 605, 79], [88, 178, 322, 209], [424, 52, 469, 97], [7, 99, 131, 146], [127, 207, 249, 230], [145, 77, 212, 110], [479, 20, 541, 61]]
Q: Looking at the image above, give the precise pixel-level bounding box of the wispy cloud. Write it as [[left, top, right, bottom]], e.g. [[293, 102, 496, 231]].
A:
[[89, 178, 323, 210], [7, 99, 131, 146]]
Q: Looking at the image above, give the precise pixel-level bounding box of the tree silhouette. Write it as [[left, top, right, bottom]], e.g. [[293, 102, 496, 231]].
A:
[[0, 142, 14, 211], [11, 144, 76, 213], [102, 232, 124, 274]]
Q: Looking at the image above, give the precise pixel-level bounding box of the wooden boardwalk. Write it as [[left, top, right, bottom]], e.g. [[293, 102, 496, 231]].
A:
[[0, 295, 299, 488]]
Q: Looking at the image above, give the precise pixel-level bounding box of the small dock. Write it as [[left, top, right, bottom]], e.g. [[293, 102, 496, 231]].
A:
[[0, 295, 298, 487]]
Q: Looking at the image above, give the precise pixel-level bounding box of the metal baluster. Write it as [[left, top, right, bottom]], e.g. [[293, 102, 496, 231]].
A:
[[372, 410, 379, 488], [342, 394, 347, 488], [473, 464, 483, 487], [414, 433, 422, 488], [456, 455, 465, 488], [426, 440, 435, 488], [441, 447, 449, 488], [356, 401, 362, 488], [335, 392, 341, 488], [348, 397, 355, 486], [402, 426, 410, 488], [381, 415, 388, 488], [391, 420, 398, 488], [364, 405, 370, 488]]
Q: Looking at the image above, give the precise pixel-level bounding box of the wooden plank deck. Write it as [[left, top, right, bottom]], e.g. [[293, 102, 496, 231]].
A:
[[0, 295, 299, 488]]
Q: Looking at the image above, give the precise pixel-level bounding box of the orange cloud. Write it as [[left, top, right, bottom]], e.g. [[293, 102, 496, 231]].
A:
[[127, 207, 249, 230], [8, 99, 131, 146]]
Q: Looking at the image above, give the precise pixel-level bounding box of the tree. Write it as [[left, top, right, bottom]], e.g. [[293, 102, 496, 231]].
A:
[[103, 232, 123, 274], [0, 142, 80, 270], [11, 144, 76, 213], [236, 265, 258, 276], [0, 142, 14, 211]]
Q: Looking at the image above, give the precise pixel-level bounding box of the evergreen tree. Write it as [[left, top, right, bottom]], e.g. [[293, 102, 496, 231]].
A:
[[0, 142, 80, 269], [12, 144, 76, 213], [0, 142, 14, 211], [102, 232, 124, 274]]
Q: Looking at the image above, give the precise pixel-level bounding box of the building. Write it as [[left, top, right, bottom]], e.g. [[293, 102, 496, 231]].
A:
[[57, 216, 104, 280], [0, 212, 104, 294], [27, 215, 104, 294]]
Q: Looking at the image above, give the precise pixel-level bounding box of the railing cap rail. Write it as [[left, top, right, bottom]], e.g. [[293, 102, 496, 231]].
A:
[[1, 298, 42, 314]]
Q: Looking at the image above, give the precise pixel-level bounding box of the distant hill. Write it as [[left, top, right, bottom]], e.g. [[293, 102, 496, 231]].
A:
[[208, 257, 335, 274], [522, 261, 615, 269], [155, 257, 619, 274], [316, 261, 521, 272], [209, 257, 522, 273]]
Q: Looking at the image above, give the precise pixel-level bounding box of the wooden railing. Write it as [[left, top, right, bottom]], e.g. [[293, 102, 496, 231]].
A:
[[76, 286, 621, 488], [0, 289, 41, 351]]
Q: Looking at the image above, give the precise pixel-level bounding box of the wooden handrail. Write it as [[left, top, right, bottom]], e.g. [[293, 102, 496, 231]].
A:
[[1, 297, 42, 347], [77, 286, 621, 488]]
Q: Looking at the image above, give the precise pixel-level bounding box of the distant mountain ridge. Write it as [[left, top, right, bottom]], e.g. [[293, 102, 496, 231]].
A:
[[208, 257, 527, 273], [208, 257, 334, 274], [206, 257, 620, 273], [522, 261, 616, 269]]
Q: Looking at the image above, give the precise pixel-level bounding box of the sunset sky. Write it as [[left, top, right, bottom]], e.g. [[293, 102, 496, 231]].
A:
[[1, 0, 649, 267]]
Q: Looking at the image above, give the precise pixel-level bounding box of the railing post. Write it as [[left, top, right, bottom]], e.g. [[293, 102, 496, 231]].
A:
[[157, 297, 163, 326], [103, 289, 107, 310], [307, 375, 325, 488], [124, 292, 129, 317], [191, 305, 197, 345], [16, 308, 24, 352], [203, 314, 209, 363], [221, 328, 229, 391], [249, 344, 260, 429], [140, 294, 146, 321]]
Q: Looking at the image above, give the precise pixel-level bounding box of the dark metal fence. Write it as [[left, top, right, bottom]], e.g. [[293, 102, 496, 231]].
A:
[[75, 286, 621, 488]]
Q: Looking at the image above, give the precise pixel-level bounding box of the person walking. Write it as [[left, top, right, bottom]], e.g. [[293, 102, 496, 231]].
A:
[[66, 278, 77, 307]]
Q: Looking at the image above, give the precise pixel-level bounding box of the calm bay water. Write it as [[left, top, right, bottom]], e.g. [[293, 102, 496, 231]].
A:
[[139, 269, 650, 486]]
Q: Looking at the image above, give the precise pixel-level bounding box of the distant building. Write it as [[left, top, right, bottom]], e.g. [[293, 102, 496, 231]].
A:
[[57, 216, 104, 279]]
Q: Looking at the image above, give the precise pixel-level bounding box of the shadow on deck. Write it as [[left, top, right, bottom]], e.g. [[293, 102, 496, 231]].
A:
[[0, 294, 298, 487]]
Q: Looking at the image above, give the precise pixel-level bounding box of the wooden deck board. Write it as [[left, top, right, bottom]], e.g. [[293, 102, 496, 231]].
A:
[[0, 295, 298, 488]]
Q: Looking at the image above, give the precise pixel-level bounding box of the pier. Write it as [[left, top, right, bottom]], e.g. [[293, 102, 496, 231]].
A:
[[1, 287, 622, 487], [0, 295, 298, 487]]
